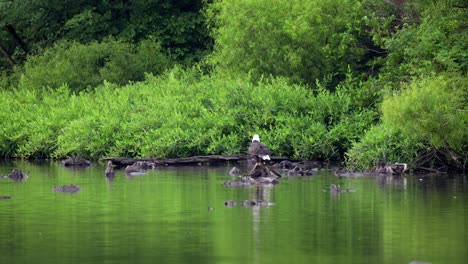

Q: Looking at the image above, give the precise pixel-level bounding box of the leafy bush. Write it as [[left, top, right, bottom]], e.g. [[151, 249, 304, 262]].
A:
[[205, 0, 373, 88], [17, 38, 171, 92], [0, 67, 378, 160], [346, 74, 467, 171], [345, 123, 424, 171], [378, 1, 467, 89]]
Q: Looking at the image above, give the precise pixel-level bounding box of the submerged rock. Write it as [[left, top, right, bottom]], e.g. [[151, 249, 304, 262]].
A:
[[105, 161, 115, 178], [2, 169, 28, 181], [52, 184, 81, 193], [374, 157, 408, 175], [224, 200, 237, 207], [224, 200, 275, 207], [228, 166, 240, 176], [224, 176, 279, 187], [327, 184, 356, 193], [125, 161, 155, 175], [241, 200, 275, 207], [286, 166, 317, 176], [273, 160, 318, 176]]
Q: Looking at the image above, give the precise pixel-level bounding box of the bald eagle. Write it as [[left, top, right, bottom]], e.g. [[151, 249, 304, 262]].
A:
[[248, 134, 271, 166]]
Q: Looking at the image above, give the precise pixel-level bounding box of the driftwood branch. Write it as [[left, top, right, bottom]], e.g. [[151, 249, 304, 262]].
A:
[[103, 155, 289, 167]]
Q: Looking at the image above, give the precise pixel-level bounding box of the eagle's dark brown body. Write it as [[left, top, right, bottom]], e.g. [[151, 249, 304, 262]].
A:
[[248, 135, 271, 165]]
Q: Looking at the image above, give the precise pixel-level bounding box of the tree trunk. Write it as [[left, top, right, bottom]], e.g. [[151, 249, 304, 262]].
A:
[[4, 24, 29, 54], [0, 42, 15, 66]]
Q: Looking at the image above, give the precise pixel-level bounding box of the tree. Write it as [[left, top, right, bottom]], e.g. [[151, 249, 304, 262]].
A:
[[205, 0, 378, 88], [0, 0, 212, 71]]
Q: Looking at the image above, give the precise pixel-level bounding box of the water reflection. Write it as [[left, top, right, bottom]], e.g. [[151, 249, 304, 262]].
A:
[[0, 161, 466, 264], [249, 186, 273, 264], [376, 175, 407, 190]]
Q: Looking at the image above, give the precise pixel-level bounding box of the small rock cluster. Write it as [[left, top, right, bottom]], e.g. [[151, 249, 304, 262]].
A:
[[52, 184, 81, 193], [224, 200, 275, 207]]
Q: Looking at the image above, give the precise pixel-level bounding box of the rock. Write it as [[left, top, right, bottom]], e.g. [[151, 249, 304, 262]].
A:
[[374, 157, 408, 175], [286, 166, 316, 176], [224, 176, 279, 187], [5, 169, 28, 181], [273, 160, 317, 176], [61, 157, 91, 167], [125, 161, 155, 174], [390, 163, 408, 175], [224, 200, 237, 207], [224, 200, 275, 207], [52, 184, 81, 193], [273, 160, 295, 170], [105, 161, 115, 178], [241, 200, 275, 207], [328, 184, 355, 193], [228, 166, 240, 176]]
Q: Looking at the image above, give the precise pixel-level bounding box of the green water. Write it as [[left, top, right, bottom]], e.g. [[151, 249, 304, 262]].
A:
[[0, 161, 466, 264]]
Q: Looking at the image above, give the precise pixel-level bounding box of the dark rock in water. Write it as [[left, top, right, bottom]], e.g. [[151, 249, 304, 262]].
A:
[[241, 200, 275, 207], [228, 166, 240, 176], [125, 164, 141, 174], [246, 163, 282, 179], [389, 163, 408, 175], [134, 161, 156, 170], [52, 184, 81, 193], [61, 157, 91, 167], [287, 166, 317, 176], [224, 200, 275, 207], [374, 157, 408, 175], [273, 160, 295, 170], [5, 169, 28, 181], [224, 200, 237, 207], [125, 161, 155, 174], [273, 160, 317, 176], [105, 161, 115, 178], [0, 196, 12, 200], [224, 176, 279, 187], [328, 184, 355, 193]]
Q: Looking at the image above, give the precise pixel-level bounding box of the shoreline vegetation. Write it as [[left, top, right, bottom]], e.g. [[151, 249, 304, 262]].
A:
[[0, 0, 466, 173]]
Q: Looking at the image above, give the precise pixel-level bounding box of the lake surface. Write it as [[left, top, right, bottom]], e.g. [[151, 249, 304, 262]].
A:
[[1, 160, 467, 264]]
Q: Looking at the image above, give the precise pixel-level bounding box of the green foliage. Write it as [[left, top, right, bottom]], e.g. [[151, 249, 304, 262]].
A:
[[1, 0, 465, 173], [346, 74, 467, 171], [379, 1, 467, 88], [0, 67, 377, 160], [382, 74, 467, 153], [205, 0, 374, 88], [345, 124, 424, 171], [16, 39, 170, 92], [0, 0, 211, 70]]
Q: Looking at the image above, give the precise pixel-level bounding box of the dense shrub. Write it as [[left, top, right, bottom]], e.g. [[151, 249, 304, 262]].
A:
[[378, 1, 467, 89], [205, 0, 374, 88], [0, 68, 377, 160], [345, 124, 424, 171], [346, 74, 467, 171], [16, 38, 171, 92]]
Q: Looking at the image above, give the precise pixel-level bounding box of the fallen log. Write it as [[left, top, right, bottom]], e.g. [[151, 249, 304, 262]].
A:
[[102, 155, 289, 167]]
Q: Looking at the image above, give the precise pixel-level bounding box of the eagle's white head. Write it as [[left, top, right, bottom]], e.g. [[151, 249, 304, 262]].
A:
[[252, 134, 260, 142]]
